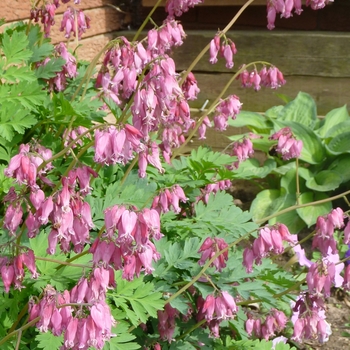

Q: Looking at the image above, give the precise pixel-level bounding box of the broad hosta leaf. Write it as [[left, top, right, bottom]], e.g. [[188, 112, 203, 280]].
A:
[[317, 105, 349, 138], [326, 131, 350, 155], [306, 170, 343, 191], [250, 189, 285, 223], [324, 120, 350, 141], [1, 30, 33, 64], [273, 120, 325, 164], [229, 110, 272, 133], [297, 192, 332, 227], [277, 91, 317, 129], [268, 194, 306, 234], [233, 158, 276, 179], [329, 155, 350, 183]]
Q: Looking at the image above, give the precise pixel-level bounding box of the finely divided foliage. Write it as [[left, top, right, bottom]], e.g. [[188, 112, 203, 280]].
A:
[[0, 0, 347, 349]]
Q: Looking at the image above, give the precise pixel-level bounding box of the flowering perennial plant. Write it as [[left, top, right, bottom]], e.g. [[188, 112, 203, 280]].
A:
[[0, 0, 347, 349]]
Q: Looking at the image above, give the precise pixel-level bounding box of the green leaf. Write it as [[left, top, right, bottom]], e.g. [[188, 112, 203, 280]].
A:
[[2, 30, 33, 64], [0, 65, 36, 83], [277, 91, 317, 129], [106, 322, 140, 350], [268, 193, 306, 234], [229, 110, 271, 133], [0, 106, 37, 141], [317, 105, 349, 138], [250, 189, 284, 222], [297, 192, 332, 227], [326, 131, 350, 155], [0, 81, 46, 108], [194, 191, 257, 237], [35, 332, 63, 349], [35, 58, 65, 79], [103, 173, 157, 209], [328, 155, 350, 183], [306, 170, 343, 191], [264, 105, 284, 119], [273, 120, 325, 164], [324, 120, 350, 140], [232, 158, 276, 179], [110, 273, 164, 327]]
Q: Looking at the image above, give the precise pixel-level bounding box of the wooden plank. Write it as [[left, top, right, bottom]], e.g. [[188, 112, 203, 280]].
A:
[[169, 31, 350, 77], [142, 0, 266, 6], [189, 73, 350, 116]]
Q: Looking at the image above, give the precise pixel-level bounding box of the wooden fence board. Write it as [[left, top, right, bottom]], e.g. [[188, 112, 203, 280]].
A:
[[142, 0, 266, 6], [169, 31, 350, 77], [190, 73, 350, 115]]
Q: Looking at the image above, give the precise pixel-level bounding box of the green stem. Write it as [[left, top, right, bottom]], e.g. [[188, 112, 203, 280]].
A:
[[171, 60, 270, 160], [36, 124, 102, 173], [176, 319, 207, 341], [178, 0, 256, 86], [166, 228, 256, 305], [0, 317, 40, 347], [295, 158, 300, 205], [120, 156, 139, 186], [256, 189, 350, 224], [132, 0, 163, 42], [35, 256, 92, 268]]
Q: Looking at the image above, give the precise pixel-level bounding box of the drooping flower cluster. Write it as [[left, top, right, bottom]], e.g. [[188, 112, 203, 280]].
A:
[[238, 65, 286, 90], [213, 95, 242, 131], [198, 237, 229, 271], [96, 28, 194, 163], [229, 135, 257, 169], [306, 256, 344, 298], [269, 127, 303, 160], [291, 294, 331, 344], [157, 303, 179, 343], [63, 126, 91, 148], [30, 0, 89, 38], [152, 185, 188, 214], [93, 125, 143, 166], [267, 0, 333, 30], [29, 283, 115, 350], [196, 291, 238, 338], [4, 143, 53, 189], [209, 34, 237, 69], [165, 0, 203, 18], [196, 180, 232, 204], [312, 207, 345, 256], [0, 249, 38, 292], [181, 71, 200, 101], [60, 6, 91, 39], [246, 309, 288, 341], [198, 116, 212, 140], [90, 206, 163, 280], [243, 224, 297, 273]]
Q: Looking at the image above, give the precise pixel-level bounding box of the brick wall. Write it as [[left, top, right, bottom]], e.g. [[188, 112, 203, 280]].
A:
[[0, 0, 128, 61]]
